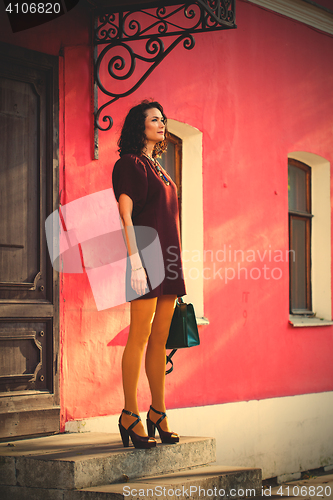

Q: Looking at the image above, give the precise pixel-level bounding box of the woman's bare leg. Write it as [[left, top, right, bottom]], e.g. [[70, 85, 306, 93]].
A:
[[121, 297, 157, 436], [145, 295, 177, 432]]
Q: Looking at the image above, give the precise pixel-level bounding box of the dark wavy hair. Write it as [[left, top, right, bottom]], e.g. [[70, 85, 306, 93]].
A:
[[117, 100, 168, 158]]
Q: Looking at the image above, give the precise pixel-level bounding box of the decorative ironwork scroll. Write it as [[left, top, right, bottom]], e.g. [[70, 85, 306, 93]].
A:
[[94, 0, 236, 156]]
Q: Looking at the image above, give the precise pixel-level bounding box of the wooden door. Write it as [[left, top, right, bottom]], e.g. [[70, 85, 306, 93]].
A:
[[0, 43, 59, 440]]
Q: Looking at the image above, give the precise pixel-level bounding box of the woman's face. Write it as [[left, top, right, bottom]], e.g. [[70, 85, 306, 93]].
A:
[[144, 107, 165, 146]]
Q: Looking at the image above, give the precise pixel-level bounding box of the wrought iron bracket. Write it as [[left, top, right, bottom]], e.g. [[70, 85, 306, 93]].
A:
[[93, 0, 236, 158]]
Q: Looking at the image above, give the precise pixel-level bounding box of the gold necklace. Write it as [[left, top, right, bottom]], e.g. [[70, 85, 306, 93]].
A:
[[143, 154, 170, 186]]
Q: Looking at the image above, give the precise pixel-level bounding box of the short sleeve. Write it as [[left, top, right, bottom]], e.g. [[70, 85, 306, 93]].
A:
[[112, 154, 148, 216]]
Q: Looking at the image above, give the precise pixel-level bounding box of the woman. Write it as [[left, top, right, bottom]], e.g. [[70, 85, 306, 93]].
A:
[[112, 100, 186, 449]]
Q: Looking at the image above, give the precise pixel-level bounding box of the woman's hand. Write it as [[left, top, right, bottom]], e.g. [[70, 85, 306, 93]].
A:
[[131, 266, 148, 296]]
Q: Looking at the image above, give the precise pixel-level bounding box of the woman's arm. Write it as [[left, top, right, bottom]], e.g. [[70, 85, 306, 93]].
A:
[[118, 193, 147, 296]]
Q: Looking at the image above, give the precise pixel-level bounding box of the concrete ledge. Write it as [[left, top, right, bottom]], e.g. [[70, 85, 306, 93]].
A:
[[0, 466, 262, 500], [0, 433, 216, 490], [289, 315, 333, 327], [65, 466, 262, 500]]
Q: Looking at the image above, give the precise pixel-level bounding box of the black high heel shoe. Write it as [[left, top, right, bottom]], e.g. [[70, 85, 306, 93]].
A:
[[146, 405, 179, 444], [119, 409, 156, 449]]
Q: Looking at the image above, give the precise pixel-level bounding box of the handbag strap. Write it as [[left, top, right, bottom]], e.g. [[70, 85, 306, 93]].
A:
[[177, 298, 188, 337], [165, 349, 177, 375], [165, 298, 187, 375]]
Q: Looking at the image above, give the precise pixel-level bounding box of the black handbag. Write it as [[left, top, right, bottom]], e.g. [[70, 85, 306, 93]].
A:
[[165, 297, 200, 374]]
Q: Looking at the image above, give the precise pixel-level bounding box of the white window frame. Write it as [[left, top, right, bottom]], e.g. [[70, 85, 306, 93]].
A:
[[288, 152, 332, 326], [168, 119, 208, 324]]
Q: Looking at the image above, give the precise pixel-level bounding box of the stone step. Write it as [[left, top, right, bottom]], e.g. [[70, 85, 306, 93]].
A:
[[0, 432, 216, 491], [70, 465, 262, 500], [0, 465, 262, 500]]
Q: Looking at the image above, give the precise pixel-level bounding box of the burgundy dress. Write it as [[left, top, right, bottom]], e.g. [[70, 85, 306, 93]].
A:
[[112, 154, 186, 300]]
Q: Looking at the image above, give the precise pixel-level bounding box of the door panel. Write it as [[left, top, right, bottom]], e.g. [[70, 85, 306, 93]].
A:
[[0, 77, 40, 289], [0, 320, 52, 393], [0, 43, 59, 440]]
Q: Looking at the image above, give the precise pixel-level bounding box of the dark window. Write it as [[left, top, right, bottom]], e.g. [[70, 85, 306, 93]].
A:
[[288, 159, 312, 313], [160, 132, 182, 228]]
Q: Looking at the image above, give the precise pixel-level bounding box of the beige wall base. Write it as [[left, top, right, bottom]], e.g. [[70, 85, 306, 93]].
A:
[[65, 391, 333, 480]]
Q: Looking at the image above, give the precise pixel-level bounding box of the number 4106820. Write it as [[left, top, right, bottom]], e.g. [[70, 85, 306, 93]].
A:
[[5, 3, 61, 14], [276, 485, 332, 497]]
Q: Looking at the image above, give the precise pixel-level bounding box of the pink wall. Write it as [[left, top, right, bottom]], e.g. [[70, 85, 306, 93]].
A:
[[1, 0, 333, 430]]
